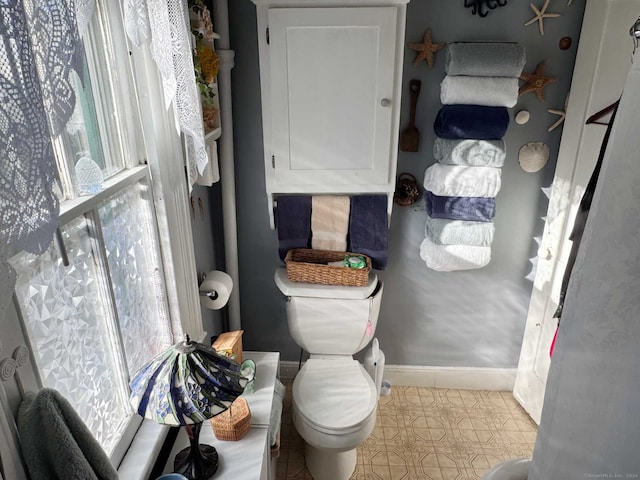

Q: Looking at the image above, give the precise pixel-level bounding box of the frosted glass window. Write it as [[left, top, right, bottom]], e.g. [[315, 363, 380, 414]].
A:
[[7, 2, 175, 463], [99, 180, 172, 375], [12, 217, 131, 455]]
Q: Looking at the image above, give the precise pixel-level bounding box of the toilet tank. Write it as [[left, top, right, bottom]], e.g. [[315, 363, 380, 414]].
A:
[[274, 268, 383, 355]]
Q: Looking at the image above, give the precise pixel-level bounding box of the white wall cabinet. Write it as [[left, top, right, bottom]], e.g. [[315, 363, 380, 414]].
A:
[[252, 0, 409, 228]]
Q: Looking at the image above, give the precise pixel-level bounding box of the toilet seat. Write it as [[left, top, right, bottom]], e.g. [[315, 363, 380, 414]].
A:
[[293, 358, 377, 435]]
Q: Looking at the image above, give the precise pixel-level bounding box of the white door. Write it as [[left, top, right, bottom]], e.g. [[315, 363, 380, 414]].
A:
[[513, 0, 639, 424], [267, 7, 397, 187]]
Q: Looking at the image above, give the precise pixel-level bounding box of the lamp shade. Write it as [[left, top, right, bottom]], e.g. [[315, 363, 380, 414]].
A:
[[129, 339, 254, 426]]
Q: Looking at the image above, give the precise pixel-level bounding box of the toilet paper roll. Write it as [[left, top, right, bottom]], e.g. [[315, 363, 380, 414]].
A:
[[199, 270, 233, 310]]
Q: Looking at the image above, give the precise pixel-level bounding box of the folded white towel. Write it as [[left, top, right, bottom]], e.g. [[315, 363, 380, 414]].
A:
[[311, 195, 350, 251], [423, 164, 501, 198], [425, 215, 495, 246], [440, 75, 519, 108], [419, 236, 491, 271], [433, 138, 506, 168]]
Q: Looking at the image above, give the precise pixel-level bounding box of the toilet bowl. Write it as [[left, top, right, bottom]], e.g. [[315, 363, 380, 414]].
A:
[[292, 357, 378, 479], [481, 458, 531, 480], [274, 268, 384, 480]]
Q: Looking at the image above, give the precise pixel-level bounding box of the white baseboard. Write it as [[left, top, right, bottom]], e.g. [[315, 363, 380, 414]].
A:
[[279, 360, 302, 381], [383, 365, 516, 391], [279, 361, 516, 391]]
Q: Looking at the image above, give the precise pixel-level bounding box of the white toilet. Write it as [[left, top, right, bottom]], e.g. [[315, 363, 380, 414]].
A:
[[274, 268, 385, 480]]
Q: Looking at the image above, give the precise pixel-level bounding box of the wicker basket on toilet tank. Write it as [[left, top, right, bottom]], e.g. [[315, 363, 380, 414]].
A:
[[284, 249, 371, 287]]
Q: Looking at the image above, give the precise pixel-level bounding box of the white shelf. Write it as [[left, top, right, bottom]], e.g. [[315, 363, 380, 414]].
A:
[[205, 126, 222, 142]]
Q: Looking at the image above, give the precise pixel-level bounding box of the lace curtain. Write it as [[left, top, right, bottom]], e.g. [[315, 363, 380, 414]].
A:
[[124, 0, 209, 190], [0, 0, 94, 313]]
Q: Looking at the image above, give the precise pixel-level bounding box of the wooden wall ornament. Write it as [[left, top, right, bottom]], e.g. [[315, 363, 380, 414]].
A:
[[464, 0, 508, 18]]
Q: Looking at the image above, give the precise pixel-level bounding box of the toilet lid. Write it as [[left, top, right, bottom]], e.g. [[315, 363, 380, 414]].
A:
[[293, 358, 377, 432]]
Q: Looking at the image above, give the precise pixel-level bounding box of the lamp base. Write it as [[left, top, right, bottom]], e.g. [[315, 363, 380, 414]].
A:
[[174, 444, 219, 480]]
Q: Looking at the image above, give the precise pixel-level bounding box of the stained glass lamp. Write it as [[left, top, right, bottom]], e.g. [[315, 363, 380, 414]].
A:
[[129, 336, 255, 480]]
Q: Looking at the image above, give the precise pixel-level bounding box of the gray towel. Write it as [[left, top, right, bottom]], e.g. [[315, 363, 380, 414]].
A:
[[17, 388, 118, 480], [446, 42, 526, 77], [434, 138, 505, 167], [423, 164, 501, 198], [440, 75, 519, 108], [425, 215, 495, 246]]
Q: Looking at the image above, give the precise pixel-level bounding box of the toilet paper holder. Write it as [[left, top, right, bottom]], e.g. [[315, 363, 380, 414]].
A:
[[198, 271, 220, 300], [198, 270, 233, 310], [199, 289, 219, 300]]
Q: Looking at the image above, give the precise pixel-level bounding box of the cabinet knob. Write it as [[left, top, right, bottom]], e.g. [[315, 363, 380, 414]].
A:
[[380, 98, 391, 107]]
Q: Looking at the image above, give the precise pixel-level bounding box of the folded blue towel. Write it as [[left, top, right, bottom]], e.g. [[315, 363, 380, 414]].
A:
[[425, 190, 495, 222], [349, 195, 388, 270], [276, 195, 311, 261], [433, 105, 510, 140]]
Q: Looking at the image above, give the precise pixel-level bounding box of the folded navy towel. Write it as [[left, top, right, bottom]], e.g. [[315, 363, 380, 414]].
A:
[[425, 190, 496, 222], [349, 195, 388, 270], [276, 195, 311, 261], [433, 105, 510, 140]]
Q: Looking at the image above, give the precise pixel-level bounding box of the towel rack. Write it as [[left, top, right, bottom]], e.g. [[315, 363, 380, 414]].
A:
[[269, 191, 394, 230]]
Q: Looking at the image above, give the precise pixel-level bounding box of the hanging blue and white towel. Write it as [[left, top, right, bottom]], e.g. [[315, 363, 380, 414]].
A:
[[276, 195, 311, 261], [349, 195, 389, 270]]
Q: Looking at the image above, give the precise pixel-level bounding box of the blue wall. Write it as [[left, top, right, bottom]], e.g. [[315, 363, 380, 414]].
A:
[[226, 0, 586, 366]]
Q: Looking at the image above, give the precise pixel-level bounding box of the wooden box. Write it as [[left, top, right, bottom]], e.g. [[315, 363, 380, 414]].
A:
[[212, 330, 244, 362]]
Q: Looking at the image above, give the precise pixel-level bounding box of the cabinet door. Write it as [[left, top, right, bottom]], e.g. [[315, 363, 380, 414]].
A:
[[268, 7, 397, 187]]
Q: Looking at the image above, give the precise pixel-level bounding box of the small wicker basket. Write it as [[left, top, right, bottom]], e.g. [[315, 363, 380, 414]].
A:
[[285, 249, 371, 287], [210, 397, 251, 441]]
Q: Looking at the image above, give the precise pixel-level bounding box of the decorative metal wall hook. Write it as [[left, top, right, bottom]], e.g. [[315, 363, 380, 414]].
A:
[[464, 0, 508, 18]]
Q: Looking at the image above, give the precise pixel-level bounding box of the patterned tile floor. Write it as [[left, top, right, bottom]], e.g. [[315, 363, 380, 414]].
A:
[[275, 384, 537, 480]]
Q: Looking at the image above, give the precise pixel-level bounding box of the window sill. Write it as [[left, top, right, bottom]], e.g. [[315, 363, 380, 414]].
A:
[[117, 420, 169, 480]]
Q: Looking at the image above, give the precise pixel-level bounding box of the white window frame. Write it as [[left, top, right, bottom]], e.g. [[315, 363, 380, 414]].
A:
[[0, 2, 204, 478]]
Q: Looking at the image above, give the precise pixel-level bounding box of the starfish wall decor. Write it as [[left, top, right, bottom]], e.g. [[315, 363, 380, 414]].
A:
[[464, 0, 508, 18], [524, 0, 560, 36], [408, 29, 445, 69], [519, 60, 558, 102], [548, 93, 569, 132]]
